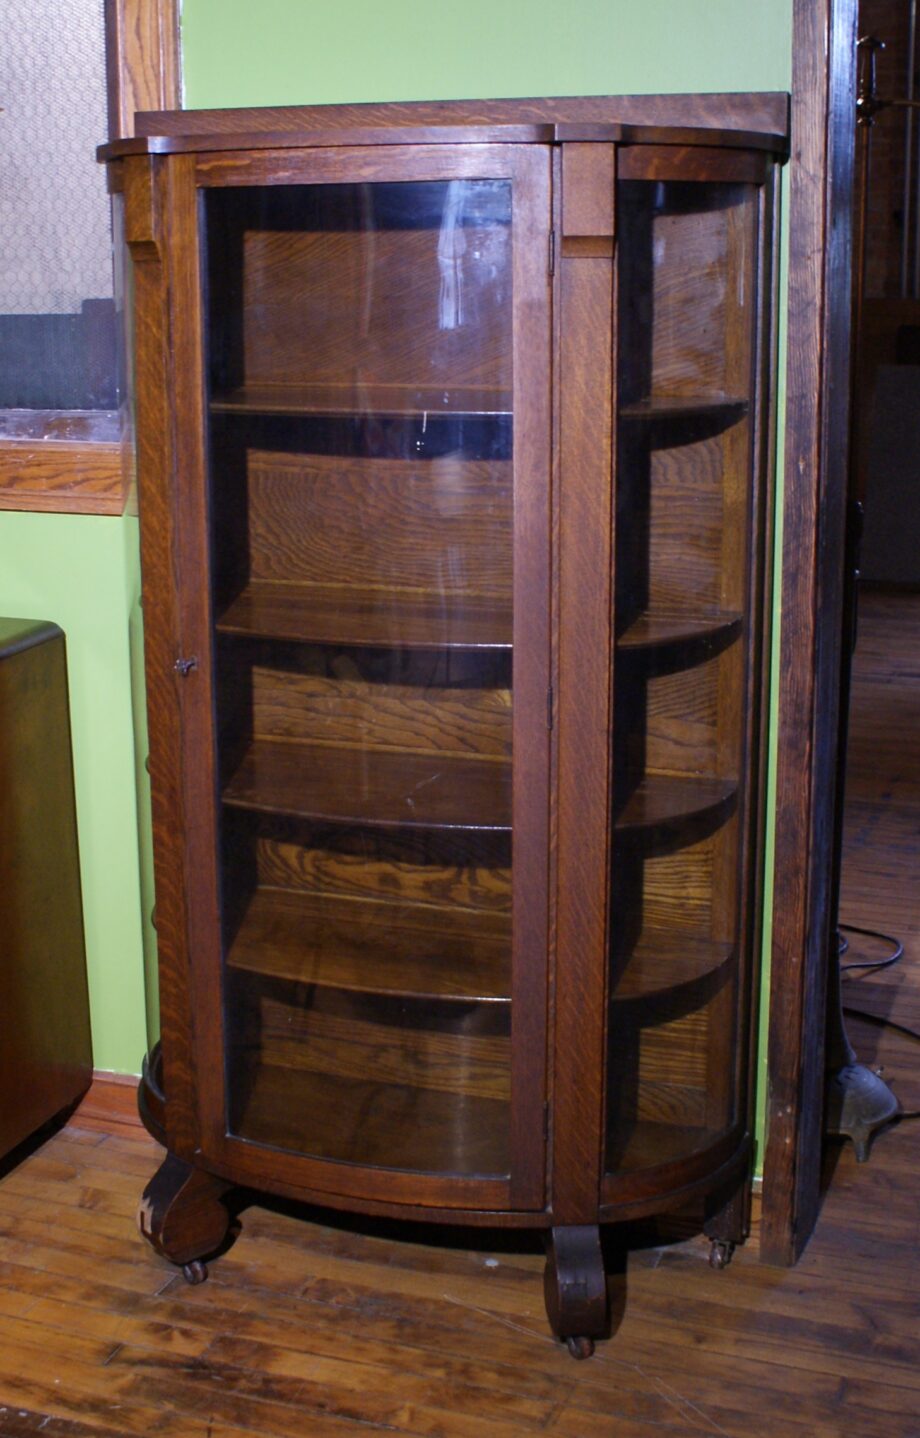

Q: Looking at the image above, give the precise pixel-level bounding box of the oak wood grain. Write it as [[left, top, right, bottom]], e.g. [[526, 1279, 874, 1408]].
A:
[[243, 452, 512, 599], [762, 0, 858, 1266], [223, 739, 512, 832], [217, 582, 512, 650], [225, 887, 510, 1001], [0, 448, 124, 515]]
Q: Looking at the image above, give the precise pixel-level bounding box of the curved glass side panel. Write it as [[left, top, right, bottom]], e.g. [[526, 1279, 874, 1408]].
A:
[[607, 178, 761, 1176]]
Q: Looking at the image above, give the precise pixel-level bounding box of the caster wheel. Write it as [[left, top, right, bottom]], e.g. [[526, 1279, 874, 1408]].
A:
[[565, 1335, 595, 1360], [709, 1240, 734, 1271], [182, 1260, 208, 1285]]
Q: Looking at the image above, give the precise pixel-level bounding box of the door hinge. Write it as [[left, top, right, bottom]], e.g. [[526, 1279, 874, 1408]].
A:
[[548, 229, 556, 276], [546, 686, 554, 730], [543, 1101, 550, 1142]]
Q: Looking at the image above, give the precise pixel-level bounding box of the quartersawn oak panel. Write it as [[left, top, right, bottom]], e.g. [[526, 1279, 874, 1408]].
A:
[[638, 1007, 709, 1091], [646, 434, 727, 611], [254, 822, 512, 914], [239, 227, 511, 393], [641, 658, 720, 775], [255, 989, 510, 1102], [250, 663, 511, 761], [246, 451, 512, 599], [226, 887, 511, 1001], [618, 182, 753, 400], [639, 840, 715, 926]]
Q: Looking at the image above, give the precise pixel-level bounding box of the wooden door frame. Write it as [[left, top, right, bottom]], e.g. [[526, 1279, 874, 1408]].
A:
[[105, 0, 181, 142], [761, 0, 859, 1264]]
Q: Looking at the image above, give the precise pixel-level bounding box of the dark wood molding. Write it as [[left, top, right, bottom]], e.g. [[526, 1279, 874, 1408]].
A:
[[71, 1071, 143, 1132], [0, 411, 128, 516], [133, 92, 788, 141], [761, 0, 858, 1265], [105, 0, 181, 142]]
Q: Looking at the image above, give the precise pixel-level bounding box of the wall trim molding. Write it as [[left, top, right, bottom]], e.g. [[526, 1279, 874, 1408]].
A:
[[72, 1070, 143, 1133], [106, 0, 182, 141], [0, 411, 128, 516]]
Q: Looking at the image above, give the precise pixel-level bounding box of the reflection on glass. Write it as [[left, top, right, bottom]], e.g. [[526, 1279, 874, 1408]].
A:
[[203, 181, 514, 1176], [606, 180, 760, 1176]]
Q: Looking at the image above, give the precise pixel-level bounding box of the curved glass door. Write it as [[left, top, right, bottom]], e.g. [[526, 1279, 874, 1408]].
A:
[[606, 175, 765, 1178], [203, 178, 521, 1178]]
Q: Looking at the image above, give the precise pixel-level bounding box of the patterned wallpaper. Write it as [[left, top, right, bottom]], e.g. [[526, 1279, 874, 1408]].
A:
[[0, 0, 113, 314]]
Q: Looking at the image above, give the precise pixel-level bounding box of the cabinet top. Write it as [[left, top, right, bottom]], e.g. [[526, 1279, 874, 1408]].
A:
[[98, 92, 789, 163]]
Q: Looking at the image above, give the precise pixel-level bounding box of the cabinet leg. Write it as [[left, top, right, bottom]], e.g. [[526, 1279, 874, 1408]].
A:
[[543, 1225, 608, 1358], [138, 1152, 233, 1275], [704, 1174, 750, 1271]]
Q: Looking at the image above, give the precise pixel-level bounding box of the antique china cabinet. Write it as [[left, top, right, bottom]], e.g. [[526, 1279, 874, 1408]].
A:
[[100, 95, 786, 1356]]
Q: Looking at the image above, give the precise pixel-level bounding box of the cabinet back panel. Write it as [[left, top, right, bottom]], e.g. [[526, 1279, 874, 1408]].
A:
[[630, 840, 714, 932], [258, 991, 511, 1102], [246, 451, 512, 597], [646, 437, 724, 610], [634, 660, 719, 777], [240, 229, 511, 391], [646, 206, 727, 396], [617, 180, 754, 402], [252, 823, 512, 915], [250, 664, 511, 760]]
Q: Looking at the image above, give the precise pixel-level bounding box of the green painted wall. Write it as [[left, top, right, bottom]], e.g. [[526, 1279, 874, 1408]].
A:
[[0, 511, 148, 1074], [2, 1, 790, 1103], [180, 0, 793, 1166], [181, 0, 791, 106]]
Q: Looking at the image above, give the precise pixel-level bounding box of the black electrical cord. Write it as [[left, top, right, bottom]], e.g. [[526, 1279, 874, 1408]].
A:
[[836, 925, 920, 1123], [838, 922, 904, 972]]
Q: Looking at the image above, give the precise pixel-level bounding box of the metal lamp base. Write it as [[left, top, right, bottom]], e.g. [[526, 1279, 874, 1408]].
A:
[[825, 1062, 900, 1162]]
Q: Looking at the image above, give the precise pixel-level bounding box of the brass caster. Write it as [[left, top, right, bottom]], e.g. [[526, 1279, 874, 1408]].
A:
[[709, 1239, 734, 1271], [565, 1335, 595, 1360], [182, 1260, 208, 1285]]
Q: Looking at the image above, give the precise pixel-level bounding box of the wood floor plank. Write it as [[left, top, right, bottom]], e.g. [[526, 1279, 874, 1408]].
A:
[[0, 589, 917, 1436]]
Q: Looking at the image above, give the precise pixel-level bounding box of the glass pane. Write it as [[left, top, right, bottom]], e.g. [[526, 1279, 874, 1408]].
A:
[[204, 180, 514, 1177], [606, 179, 760, 1175]]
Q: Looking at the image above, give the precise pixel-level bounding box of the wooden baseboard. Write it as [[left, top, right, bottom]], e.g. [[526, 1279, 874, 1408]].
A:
[[71, 1070, 143, 1133]]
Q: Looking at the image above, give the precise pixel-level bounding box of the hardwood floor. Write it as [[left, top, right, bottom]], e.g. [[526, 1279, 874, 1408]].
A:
[[0, 591, 917, 1437]]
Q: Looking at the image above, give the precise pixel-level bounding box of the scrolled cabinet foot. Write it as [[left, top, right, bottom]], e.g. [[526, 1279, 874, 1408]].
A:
[[544, 1225, 607, 1357], [138, 1152, 232, 1273]]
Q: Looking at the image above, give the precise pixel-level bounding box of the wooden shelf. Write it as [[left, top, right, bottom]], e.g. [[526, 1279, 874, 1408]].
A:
[[227, 888, 510, 1002], [606, 1117, 724, 1178], [611, 932, 734, 1018], [223, 739, 511, 832], [216, 582, 512, 651], [232, 1062, 510, 1176], [617, 610, 742, 669], [619, 394, 748, 426], [614, 774, 737, 847], [211, 383, 512, 420]]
